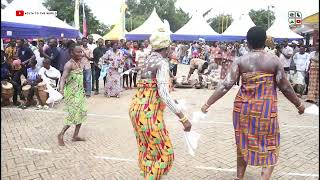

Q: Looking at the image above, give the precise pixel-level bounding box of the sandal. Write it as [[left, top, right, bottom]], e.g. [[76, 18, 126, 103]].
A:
[[19, 105, 27, 109], [43, 105, 49, 110], [36, 105, 43, 110]]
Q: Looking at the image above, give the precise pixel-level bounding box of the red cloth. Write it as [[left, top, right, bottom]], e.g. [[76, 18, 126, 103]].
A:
[[82, 4, 87, 37]]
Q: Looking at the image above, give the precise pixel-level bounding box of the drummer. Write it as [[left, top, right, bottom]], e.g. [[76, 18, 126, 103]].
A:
[[1, 57, 21, 106], [38, 59, 61, 108], [22, 59, 41, 107], [38, 58, 61, 89]]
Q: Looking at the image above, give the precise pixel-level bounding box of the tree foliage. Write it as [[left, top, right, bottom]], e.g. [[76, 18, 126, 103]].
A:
[[207, 14, 233, 34], [125, 0, 190, 32], [1, 0, 14, 9], [43, 0, 110, 35], [249, 9, 275, 30]]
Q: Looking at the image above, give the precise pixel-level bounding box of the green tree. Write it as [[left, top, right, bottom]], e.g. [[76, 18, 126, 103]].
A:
[[1, 0, 14, 9], [207, 14, 233, 34], [43, 0, 110, 35], [125, 0, 190, 32], [249, 9, 275, 30]]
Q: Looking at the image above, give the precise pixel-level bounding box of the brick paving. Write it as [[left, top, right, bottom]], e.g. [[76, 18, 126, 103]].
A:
[[1, 64, 319, 180]]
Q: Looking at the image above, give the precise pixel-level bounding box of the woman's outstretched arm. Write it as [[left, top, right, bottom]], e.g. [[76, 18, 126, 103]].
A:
[[201, 58, 240, 112], [275, 60, 305, 114]]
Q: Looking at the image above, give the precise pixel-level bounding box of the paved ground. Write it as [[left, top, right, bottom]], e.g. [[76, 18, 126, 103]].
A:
[[1, 64, 319, 180]]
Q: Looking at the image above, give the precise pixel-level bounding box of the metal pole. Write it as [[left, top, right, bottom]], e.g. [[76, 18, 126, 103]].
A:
[[218, 14, 221, 33], [221, 15, 224, 33], [267, 6, 270, 28], [131, 17, 132, 31], [225, 16, 228, 30]]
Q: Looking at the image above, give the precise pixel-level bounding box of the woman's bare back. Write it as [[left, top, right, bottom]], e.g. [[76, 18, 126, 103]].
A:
[[238, 51, 279, 75]]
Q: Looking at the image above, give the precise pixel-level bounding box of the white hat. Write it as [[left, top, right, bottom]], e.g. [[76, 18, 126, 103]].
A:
[[149, 28, 171, 50], [198, 38, 205, 43], [292, 40, 298, 45]]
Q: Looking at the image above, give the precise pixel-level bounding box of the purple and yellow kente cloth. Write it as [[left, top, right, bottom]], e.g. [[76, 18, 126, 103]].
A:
[[129, 79, 174, 179], [233, 72, 280, 167]]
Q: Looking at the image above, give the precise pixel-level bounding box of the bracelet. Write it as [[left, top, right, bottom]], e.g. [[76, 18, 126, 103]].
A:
[[179, 116, 188, 123]]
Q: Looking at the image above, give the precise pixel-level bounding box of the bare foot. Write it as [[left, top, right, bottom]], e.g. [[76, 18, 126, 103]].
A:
[[72, 136, 85, 141], [58, 134, 65, 146]]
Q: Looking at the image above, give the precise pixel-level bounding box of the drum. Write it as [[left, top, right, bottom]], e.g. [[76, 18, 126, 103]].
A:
[[1, 82, 13, 106], [22, 85, 31, 99], [37, 82, 48, 105], [37, 82, 47, 91], [175, 83, 194, 88], [195, 83, 203, 89]]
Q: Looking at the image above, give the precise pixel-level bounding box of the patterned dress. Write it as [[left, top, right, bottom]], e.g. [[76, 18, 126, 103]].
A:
[[306, 51, 319, 103], [64, 69, 87, 125], [233, 72, 279, 167], [100, 50, 124, 97], [220, 51, 233, 80], [129, 52, 181, 179], [129, 79, 174, 179]]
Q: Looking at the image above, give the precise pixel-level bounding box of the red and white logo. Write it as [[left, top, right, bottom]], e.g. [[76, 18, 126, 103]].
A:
[[295, 18, 302, 25], [16, 10, 24, 16]]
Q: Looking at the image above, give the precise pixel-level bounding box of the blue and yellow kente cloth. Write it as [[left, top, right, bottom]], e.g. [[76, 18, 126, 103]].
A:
[[233, 72, 280, 167]]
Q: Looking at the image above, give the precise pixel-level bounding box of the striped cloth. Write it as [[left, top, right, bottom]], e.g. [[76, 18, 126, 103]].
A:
[[233, 72, 280, 167], [307, 60, 319, 102], [129, 79, 174, 179]]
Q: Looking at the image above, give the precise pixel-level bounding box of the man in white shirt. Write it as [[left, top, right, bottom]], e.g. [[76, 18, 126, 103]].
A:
[[87, 35, 97, 52], [1, 38, 4, 51], [292, 46, 309, 97], [38, 59, 61, 89], [81, 37, 94, 97], [143, 40, 152, 55], [279, 39, 293, 80], [239, 41, 249, 56]]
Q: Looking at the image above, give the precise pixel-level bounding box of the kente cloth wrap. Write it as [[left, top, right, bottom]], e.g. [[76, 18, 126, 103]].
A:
[[233, 72, 280, 167], [129, 79, 174, 179]]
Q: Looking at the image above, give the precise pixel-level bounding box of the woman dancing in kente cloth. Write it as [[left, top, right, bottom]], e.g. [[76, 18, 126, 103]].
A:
[[129, 28, 192, 180], [58, 46, 87, 146], [201, 27, 305, 180]]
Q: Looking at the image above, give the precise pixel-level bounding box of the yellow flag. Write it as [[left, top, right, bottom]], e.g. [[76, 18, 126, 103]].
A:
[[103, 2, 128, 40]]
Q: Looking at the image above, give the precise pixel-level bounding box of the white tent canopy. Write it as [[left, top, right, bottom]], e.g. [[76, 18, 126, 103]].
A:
[[1, 0, 77, 30], [222, 13, 256, 36], [267, 12, 303, 39], [174, 12, 219, 35], [128, 8, 169, 34]]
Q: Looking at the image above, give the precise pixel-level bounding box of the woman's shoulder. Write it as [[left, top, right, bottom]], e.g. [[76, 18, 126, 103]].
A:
[[239, 51, 279, 67]]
